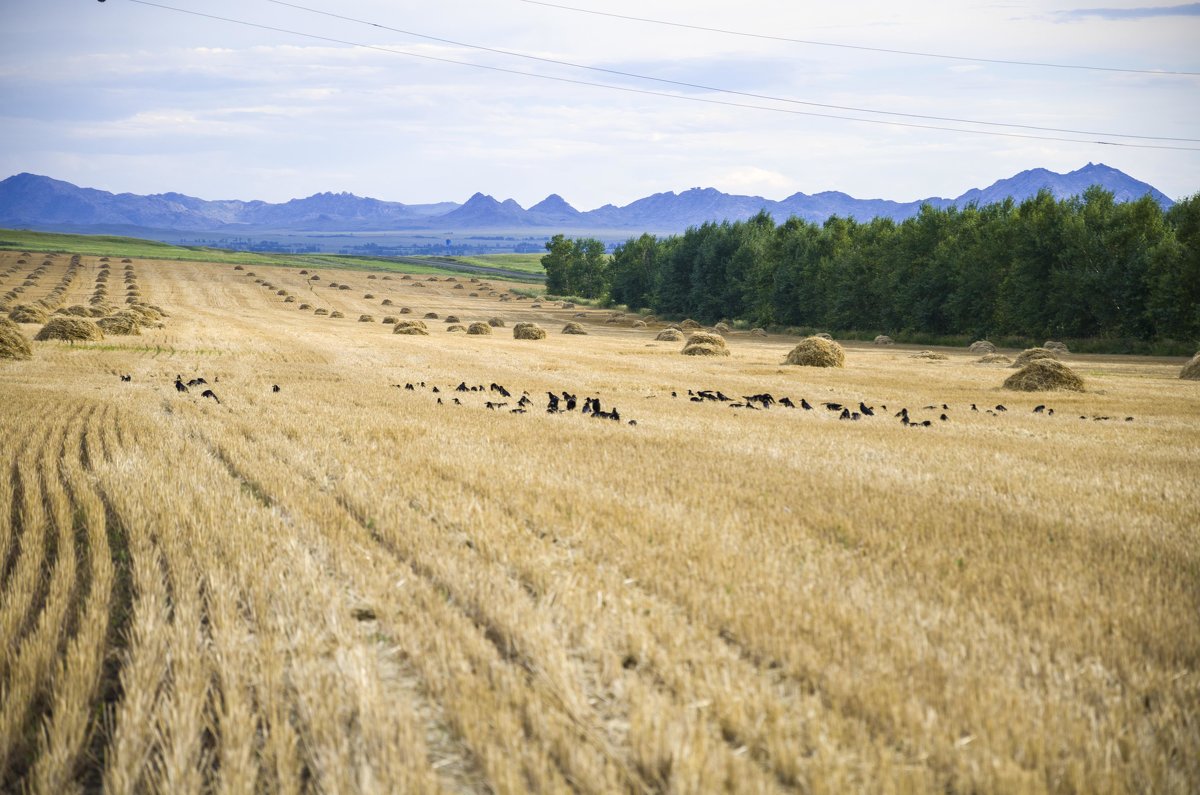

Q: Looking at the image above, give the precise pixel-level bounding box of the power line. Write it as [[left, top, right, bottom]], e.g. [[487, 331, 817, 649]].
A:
[[118, 0, 1200, 152], [519, 0, 1200, 77], [262, 0, 1200, 143]]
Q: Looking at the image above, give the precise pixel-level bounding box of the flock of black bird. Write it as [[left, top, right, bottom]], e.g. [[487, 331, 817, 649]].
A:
[[122, 374, 1132, 425]]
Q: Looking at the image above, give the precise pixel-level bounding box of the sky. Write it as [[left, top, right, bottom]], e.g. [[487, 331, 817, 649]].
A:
[[0, 0, 1197, 210]]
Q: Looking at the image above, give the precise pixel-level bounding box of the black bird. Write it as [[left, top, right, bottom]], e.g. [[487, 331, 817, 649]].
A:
[[485, 401, 507, 410], [628, 420, 637, 426], [858, 402, 874, 417], [1033, 404, 1045, 413], [517, 395, 532, 408], [1048, 409, 1055, 416], [187, 378, 207, 387], [404, 383, 415, 390], [920, 420, 932, 427], [689, 396, 704, 403], [546, 392, 560, 413], [511, 408, 527, 414], [824, 402, 843, 411], [201, 389, 219, 403], [716, 391, 731, 402], [894, 408, 909, 419], [995, 404, 1007, 412], [272, 384, 280, 393], [174, 376, 188, 393], [120, 374, 131, 382], [437, 397, 443, 405], [970, 403, 978, 411], [431, 386, 440, 393], [453, 398, 462, 405], [565, 395, 577, 411], [671, 391, 678, 398], [456, 381, 469, 392], [800, 398, 813, 411], [839, 408, 852, 420], [940, 414, 949, 422], [1125, 417, 1134, 422], [779, 397, 795, 408]]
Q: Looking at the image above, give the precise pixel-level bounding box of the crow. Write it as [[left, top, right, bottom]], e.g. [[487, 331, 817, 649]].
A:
[[453, 398, 462, 405], [671, 391, 678, 398], [970, 403, 978, 411], [120, 374, 131, 382], [485, 401, 507, 410], [456, 382, 469, 392], [201, 389, 219, 403], [1033, 404, 1045, 413], [839, 408, 851, 420], [779, 397, 795, 408], [496, 385, 511, 398], [689, 396, 704, 403], [995, 404, 1007, 412], [511, 408, 527, 414], [894, 407, 908, 419], [800, 398, 813, 411], [546, 392, 560, 413], [272, 384, 280, 393], [858, 402, 874, 416], [174, 376, 188, 393], [716, 391, 731, 402], [437, 397, 443, 405], [628, 420, 637, 426], [431, 386, 440, 393], [517, 395, 532, 408], [940, 414, 949, 422], [565, 395, 577, 411], [405, 383, 415, 390], [824, 402, 843, 411], [187, 378, 207, 387]]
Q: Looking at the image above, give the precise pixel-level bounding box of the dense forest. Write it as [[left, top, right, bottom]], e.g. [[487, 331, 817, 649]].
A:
[[541, 188, 1200, 348]]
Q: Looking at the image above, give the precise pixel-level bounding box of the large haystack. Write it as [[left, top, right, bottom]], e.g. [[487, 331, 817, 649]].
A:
[[1180, 353, 1200, 380], [681, 331, 730, 357], [392, 319, 429, 335], [968, 340, 996, 354], [513, 322, 546, 340], [97, 311, 143, 336], [785, 336, 845, 367], [655, 328, 684, 342], [1012, 347, 1059, 368], [561, 322, 587, 335], [467, 322, 492, 335], [35, 316, 103, 342], [1003, 359, 1085, 392], [0, 317, 32, 360], [874, 335, 894, 345], [9, 304, 50, 324]]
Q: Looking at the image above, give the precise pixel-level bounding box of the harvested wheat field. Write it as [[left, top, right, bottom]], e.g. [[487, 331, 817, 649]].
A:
[[0, 248, 1198, 794]]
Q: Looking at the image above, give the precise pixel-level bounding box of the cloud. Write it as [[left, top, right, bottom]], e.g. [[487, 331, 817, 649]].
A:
[[1057, 3, 1200, 20]]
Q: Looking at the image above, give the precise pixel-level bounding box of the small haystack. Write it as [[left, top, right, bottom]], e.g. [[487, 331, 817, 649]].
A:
[[314, 308, 329, 315], [1044, 340, 1070, 354], [63, 305, 92, 317], [978, 353, 1013, 365], [785, 336, 845, 368], [338, 285, 350, 292], [1012, 347, 1059, 368], [750, 328, 767, 337], [367, 274, 377, 279], [454, 284, 464, 289], [655, 328, 684, 342], [714, 322, 733, 334], [815, 332, 833, 340], [561, 322, 587, 335], [381, 298, 393, 306], [234, 265, 244, 271], [561, 302, 575, 309], [446, 324, 466, 333], [632, 320, 646, 328], [0, 317, 32, 360], [424, 312, 439, 319], [487, 317, 505, 328], [300, 303, 312, 311], [35, 316, 103, 342], [330, 310, 345, 318], [10, 304, 51, 324], [358, 314, 374, 323], [382, 316, 398, 324], [467, 322, 492, 335], [1179, 353, 1200, 380], [513, 322, 546, 340], [399, 307, 412, 314], [681, 331, 730, 357], [909, 350, 949, 360], [393, 320, 429, 335], [97, 311, 143, 336], [364, 293, 375, 299], [1003, 359, 1085, 392], [874, 335, 894, 345], [968, 340, 997, 355], [444, 315, 460, 323], [680, 319, 702, 331]]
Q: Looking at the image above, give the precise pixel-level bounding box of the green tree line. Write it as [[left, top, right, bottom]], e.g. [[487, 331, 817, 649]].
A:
[[544, 188, 1200, 346]]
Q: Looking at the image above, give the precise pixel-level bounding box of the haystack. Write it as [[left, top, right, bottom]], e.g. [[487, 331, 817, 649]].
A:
[[750, 328, 767, 337], [714, 322, 733, 334], [1044, 340, 1070, 354], [680, 319, 702, 331], [284, 296, 296, 303], [300, 303, 312, 310], [310, 274, 319, 280], [444, 315, 460, 323], [632, 320, 646, 328], [0, 317, 32, 360], [367, 274, 377, 279], [63, 304, 91, 317], [382, 316, 397, 324], [314, 308, 329, 315], [487, 317, 505, 328], [874, 335, 894, 345], [909, 350, 949, 360], [358, 314, 374, 322], [97, 311, 142, 336], [364, 293, 374, 299], [561, 302, 574, 309], [1179, 353, 1200, 380], [681, 331, 730, 357], [9, 304, 50, 324], [978, 353, 1012, 365], [399, 307, 412, 314], [655, 328, 684, 342], [454, 284, 464, 289], [233, 265, 244, 271], [531, 303, 542, 309], [381, 298, 393, 306], [561, 322, 587, 335], [1012, 347, 1059, 368], [330, 310, 345, 318], [424, 312, 438, 319], [393, 319, 429, 335], [1003, 359, 1084, 392], [968, 340, 996, 354], [513, 322, 546, 340], [785, 336, 845, 367], [467, 322, 492, 335], [35, 316, 103, 342], [338, 285, 350, 291], [446, 324, 466, 332]]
